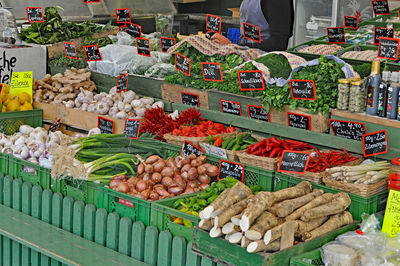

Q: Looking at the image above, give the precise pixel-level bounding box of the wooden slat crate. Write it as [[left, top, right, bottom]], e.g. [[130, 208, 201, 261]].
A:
[[161, 82, 210, 109]]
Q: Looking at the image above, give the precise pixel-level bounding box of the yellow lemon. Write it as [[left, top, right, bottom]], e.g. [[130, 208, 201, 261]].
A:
[[6, 94, 14, 101], [6, 99, 20, 112], [17, 92, 31, 104], [1, 106, 6, 112], [1, 84, 9, 95], [20, 102, 33, 111]]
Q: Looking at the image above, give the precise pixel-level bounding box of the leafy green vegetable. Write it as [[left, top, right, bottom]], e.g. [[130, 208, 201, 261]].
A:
[[254, 53, 292, 79], [353, 63, 372, 78]]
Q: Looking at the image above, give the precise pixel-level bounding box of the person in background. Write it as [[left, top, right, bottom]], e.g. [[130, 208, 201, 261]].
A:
[[211, 0, 294, 52]]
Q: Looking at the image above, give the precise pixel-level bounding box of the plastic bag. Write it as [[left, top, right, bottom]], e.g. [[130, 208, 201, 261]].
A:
[[321, 241, 358, 266], [108, 31, 134, 46], [144, 63, 176, 78]]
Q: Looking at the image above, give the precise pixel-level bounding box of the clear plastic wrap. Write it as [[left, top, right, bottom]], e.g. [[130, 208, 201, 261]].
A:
[[144, 63, 176, 78], [321, 241, 358, 266], [108, 31, 134, 46]]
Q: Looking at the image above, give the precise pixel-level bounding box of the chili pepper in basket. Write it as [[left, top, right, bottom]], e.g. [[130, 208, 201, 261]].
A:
[[246, 137, 314, 158]]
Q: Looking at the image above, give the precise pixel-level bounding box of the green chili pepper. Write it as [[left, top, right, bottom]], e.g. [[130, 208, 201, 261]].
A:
[[197, 199, 208, 207], [240, 144, 248, 150], [232, 143, 241, 151], [226, 139, 236, 150], [207, 194, 219, 204], [172, 199, 184, 209]]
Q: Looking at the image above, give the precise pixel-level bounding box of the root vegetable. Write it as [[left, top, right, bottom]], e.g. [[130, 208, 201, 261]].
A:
[[198, 174, 210, 184], [286, 193, 335, 221], [146, 155, 160, 164], [206, 165, 219, 177], [199, 183, 209, 190], [247, 239, 280, 253], [151, 172, 162, 183], [231, 213, 243, 225], [214, 196, 251, 228], [302, 211, 353, 241], [240, 191, 274, 231], [199, 219, 214, 230], [209, 227, 222, 238], [188, 168, 198, 180], [197, 165, 207, 175], [264, 223, 286, 245], [181, 164, 191, 173], [161, 167, 174, 177], [245, 212, 280, 240], [137, 163, 145, 175], [200, 188, 230, 219], [145, 164, 154, 173], [153, 161, 166, 172], [241, 237, 251, 248], [295, 217, 328, 238], [168, 186, 183, 195], [136, 180, 148, 192], [222, 222, 240, 235], [280, 220, 297, 250], [271, 181, 312, 203], [154, 186, 170, 197], [228, 232, 243, 244]]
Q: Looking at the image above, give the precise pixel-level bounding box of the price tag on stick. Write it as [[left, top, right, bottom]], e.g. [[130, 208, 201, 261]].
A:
[[126, 23, 142, 38], [48, 119, 61, 133], [181, 92, 199, 107], [327, 27, 346, 43], [83, 45, 102, 61], [116, 73, 128, 93], [243, 22, 261, 43], [378, 37, 400, 60], [344, 16, 358, 29], [136, 38, 151, 57], [362, 130, 388, 157], [248, 104, 269, 122], [64, 42, 77, 60], [124, 119, 140, 139], [287, 112, 311, 130], [278, 151, 311, 174], [290, 80, 316, 100], [220, 99, 241, 116], [374, 27, 394, 45], [98, 116, 114, 134], [217, 160, 244, 182], [201, 62, 223, 82], [329, 119, 366, 141], [238, 70, 265, 91], [160, 37, 176, 53], [206, 14, 222, 33], [115, 8, 131, 23], [181, 141, 203, 158], [26, 7, 44, 23], [175, 53, 191, 76], [372, 0, 390, 15]]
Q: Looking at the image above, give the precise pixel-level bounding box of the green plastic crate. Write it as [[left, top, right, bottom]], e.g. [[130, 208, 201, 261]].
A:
[[0, 153, 8, 174], [290, 249, 323, 266], [274, 173, 388, 221], [8, 155, 62, 192], [0, 109, 42, 135], [61, 177, 99, 205]]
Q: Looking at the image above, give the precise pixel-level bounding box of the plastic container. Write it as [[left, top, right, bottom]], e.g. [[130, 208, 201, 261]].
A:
[[0, 109, 42, 135], [227, 28, 241, 44], [0, 153, 8, 174], [0, 7, 19, 44], [290, 249, 323, 266], [61, 178, 99, 205]]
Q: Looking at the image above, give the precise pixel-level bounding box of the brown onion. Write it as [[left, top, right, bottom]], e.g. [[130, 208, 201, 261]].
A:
[[198, 156, 207, 164], [141, 188, 151, 199], [137, 163, 145, 175], [151, 172, 162, 183], [191, 158, 202, 167], [136, 180, 148, 192], [206, 165, 219, 177], [127, 177, 139, 188], [198, 174, 211, 184], [145, 164, 154, 173], [113, 175, 127, 181], [116, 183, 130, 193], [181, 164, 191, 173], [183, 187, 195, 194], [166, 157, 176, 168], [197, 165, 207, 175], [155, 186, 170, 197], [188, 154, 197, 160], [142, 173, 151, 181], [161, 176, 173, 187], [168, 186, 183, 195], [161, 167, 174, 177], [109, 179, 123, 189], [153, 160, 166, 173], [187, 181, 198, 188], [149, 190, 159, 201], [181, 171, 190, 180], [145, 155, 160, 164], [188, 167, 198, 180], [199, 183, 210, 190]]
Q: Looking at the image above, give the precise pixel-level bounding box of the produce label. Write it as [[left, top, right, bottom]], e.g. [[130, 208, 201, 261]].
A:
[[124, 119, 140, 139], [206, 14, 222, 33], [175, 53, 191, 76], [378, 37, 400, 60], [117, 198, 134, 208], [181, 141, 203, 158], [126, 23, 142, 38], [83, 45, 102, 61], [329, 119, 366, 141], [327, 27, 346, 44], [278, 151, 311, 174], [10, 71, 33, 103], [119, 25, 126, 32], [287, 112, 311, 130], [243, 22, 261, 43], [289, 80, 316, 100], [217, 159, 244, 182], [98, 116, 114, 134], [362, 130, 387, 157], [26, 7, 44, 23], [238, 70, 265, 91], [84, 0, 101, 2], [136, 37, 151, 57], [64, 42, 77, 60], [344, 16, 358, 29], [220, 99, 241, 116], [247, 104, 269, 122], [161, 37, 176, 53], [48, 118, 61, 133], [382, 189, 400, 237], [374, 27, 394, 45], [181, 92, 199, 107], [116, 73, 128, 93], [372, 0, 390, 15], [115, 8, 131, 23], [203, 143, 227, 159], [201, 62, 223, 82]]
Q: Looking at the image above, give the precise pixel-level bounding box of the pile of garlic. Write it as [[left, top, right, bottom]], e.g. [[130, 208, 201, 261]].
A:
[[63, 87, 164, 120]]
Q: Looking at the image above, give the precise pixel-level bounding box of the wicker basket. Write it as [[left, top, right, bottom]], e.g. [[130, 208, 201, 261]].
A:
[[323, 175, 388, 197], [163, 131, 240, 147], [237, 151, 280, 171]]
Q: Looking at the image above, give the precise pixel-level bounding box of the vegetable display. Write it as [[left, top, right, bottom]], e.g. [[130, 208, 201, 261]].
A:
[[246, 137, 314, 158], [0, 85, 33, 112], [306, 149, 359, 173], [207, 133, 258, 151], [171, 120, 236, 138]]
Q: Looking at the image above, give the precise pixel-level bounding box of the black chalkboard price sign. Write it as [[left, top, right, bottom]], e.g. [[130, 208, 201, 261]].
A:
[[26, 7, 44, 23], [64, 42, 77, 60], [247, 104, 269, 122], [124, 119, 140, 139], [48, 119, 61, 133], [206, 14, 222, 33], [329, 119, 366, 141], [84, 0, 101, 2], [126, 23, 142, 38], [175, 53, 191, 76], [119, 25, 126, 32], [217, 160, 244, 182], [362, 130, 388, 157], [278, 151, 311, 174], [327, 27, 346, 43], [344, 16, 358, 29], [220, 99, 241, 116], [116, 73, 128, 93], [115, 8, 131, 23], [238, 70, 265, 91], [136, 38, 151, 57], [181, 92, 199, 107], [243, 22, 261, 43], [160, 37, 176, 53], [374, 27, 394, 45], [83, 45, 102, 61], [372, 0, 390, 15], [287, 112, 311, 130], [201, 62, 223, 82], [290, 80, 316, 100], [181, 141, 203, 158], [378, 37, 400, 60], [98, 116, 114, 134]]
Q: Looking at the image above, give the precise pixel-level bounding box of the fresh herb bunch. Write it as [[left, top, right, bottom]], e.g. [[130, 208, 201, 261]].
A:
[[262, 56, 345, 114]]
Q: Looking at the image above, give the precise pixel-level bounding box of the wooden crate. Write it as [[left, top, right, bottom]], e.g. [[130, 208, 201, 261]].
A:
[[269, 106, 330, 133], [161, 82, 210, 109]]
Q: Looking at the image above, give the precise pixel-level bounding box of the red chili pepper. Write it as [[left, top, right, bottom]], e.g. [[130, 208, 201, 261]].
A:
[[226, 126, 236, 133], [270, 147, 282, 158]]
